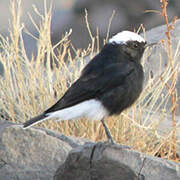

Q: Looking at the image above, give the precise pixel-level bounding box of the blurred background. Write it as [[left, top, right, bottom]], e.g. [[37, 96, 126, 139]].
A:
[[0, 0, 179, 57]]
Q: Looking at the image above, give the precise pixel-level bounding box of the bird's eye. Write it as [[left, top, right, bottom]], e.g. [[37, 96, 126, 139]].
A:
[[132, 42, 138, 48]]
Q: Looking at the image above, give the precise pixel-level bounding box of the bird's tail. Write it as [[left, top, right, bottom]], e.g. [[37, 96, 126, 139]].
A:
[[23, 113, 48, 129]]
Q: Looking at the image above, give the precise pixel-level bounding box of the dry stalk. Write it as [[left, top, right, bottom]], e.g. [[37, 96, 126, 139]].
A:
[[160, 0, 178, 159]]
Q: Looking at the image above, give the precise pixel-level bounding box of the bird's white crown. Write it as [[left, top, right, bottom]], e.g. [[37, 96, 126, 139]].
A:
[[109, 31, 145, 44]]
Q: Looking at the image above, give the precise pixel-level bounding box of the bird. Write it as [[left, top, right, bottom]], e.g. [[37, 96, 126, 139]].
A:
[[23, 30, 147, 144]]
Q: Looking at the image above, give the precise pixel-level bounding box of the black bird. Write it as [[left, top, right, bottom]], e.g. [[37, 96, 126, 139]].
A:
[[24, 31, 147, 143]]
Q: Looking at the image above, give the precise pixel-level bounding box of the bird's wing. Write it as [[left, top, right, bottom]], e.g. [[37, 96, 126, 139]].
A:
[[45, 63, 134, 113]]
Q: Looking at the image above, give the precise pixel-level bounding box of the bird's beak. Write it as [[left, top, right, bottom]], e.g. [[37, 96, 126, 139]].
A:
[[145, 42, 158, 49]]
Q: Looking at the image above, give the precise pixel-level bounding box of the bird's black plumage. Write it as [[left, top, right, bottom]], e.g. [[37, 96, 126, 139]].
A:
[[23, 31, 147, 142], [45, 43, 145, 115]]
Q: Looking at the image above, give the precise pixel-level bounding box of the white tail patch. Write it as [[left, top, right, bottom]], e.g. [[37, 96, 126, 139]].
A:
[[46, 99, 108, 121]]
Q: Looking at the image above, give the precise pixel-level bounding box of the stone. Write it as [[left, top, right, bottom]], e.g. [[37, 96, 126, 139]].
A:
[[142, 19, 180, 114], [0, 121, 72, 180], [54, 142, 180, 180]]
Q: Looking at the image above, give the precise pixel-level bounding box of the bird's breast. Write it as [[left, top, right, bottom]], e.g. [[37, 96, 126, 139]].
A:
[[100, 64, 144, 115]]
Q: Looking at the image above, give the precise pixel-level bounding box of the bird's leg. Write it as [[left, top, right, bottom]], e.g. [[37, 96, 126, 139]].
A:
[[101, 118, 115, 144]]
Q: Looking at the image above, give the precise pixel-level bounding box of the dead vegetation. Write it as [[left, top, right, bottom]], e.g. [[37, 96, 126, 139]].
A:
[[0, 0, 179, 162]]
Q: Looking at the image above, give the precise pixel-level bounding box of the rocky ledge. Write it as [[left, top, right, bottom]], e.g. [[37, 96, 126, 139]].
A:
[[0, 120, 179, 180]]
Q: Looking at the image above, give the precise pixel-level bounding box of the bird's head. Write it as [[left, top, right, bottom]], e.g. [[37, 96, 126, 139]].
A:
[[109, 31, 147, 62]]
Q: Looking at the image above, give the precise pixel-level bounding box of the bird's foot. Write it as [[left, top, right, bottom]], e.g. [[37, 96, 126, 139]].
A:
[[101, 118, 116, 144]]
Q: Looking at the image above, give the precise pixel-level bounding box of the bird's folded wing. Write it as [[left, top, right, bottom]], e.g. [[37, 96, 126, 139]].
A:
[[45, 63, 134, 113]]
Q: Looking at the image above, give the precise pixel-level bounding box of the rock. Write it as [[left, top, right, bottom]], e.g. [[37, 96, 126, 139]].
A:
[[54, 142, 180, 180], [0, 120, 179, 180], [142, 19, 180, 114], [0, 61, 4, 77], [0, 0, 180, 57], [0, 120, 89, 180]]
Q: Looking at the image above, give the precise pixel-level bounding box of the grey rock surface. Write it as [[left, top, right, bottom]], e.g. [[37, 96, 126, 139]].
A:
[[54, 142, 180, 180], [142, 19, 180, 114], [0, 0, 180, 57], [0, 120, 84, 180], [0, 61, 4, 77], [0, 120, 179, 180]]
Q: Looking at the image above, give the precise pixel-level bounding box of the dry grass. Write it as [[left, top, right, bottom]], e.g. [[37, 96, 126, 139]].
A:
[[0, 0, 179, 162], [160, 0, 178, 160]]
